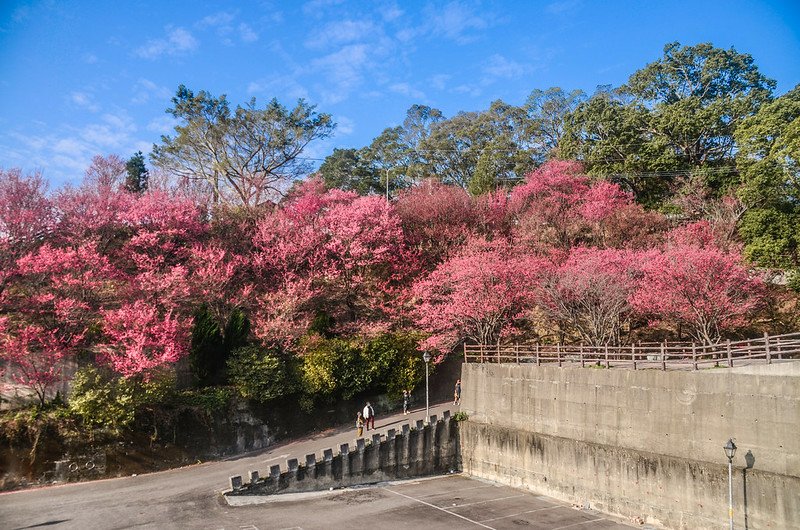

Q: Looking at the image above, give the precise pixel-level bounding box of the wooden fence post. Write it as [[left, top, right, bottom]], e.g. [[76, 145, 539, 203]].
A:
[[631, 343, 637, 370], [727, 339, 732, 368], [580, 343, 585, 368], [480, 344, 484, 364], [776, 337, 782, 359], [692, 343, 697, 371], [557, 344, 562, 368], [605, 345, 610, 368], [535, 344, 540, 366], [661, 342, 666, 371], [463, 343, 467, 364], [765, 332, 771, 364]]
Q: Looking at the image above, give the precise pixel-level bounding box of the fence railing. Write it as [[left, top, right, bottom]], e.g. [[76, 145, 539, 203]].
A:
[[463, 332, 800, 370]]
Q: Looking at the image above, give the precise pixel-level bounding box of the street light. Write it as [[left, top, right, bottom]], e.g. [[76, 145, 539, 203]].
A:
[[724, 438, 737, 530], [422, 351, 431, 423]]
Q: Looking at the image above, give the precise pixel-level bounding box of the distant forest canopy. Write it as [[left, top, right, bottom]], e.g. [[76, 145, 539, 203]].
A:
[[0, 41, 798, 416]]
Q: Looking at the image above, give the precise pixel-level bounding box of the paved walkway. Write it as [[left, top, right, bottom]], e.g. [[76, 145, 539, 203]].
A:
[[0, 401, 635, 529]]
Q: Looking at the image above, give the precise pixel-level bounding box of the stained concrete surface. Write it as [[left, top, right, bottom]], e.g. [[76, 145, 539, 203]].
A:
[[222, 475, 637, 530]]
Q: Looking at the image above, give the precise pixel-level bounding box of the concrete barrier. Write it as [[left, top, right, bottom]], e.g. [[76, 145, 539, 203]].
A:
[[459, 362, 800, 529], [226, 413, 459, 497]]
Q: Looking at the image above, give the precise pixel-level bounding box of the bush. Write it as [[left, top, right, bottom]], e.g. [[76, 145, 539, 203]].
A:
[[299, 332, 426, 402], [68, 366, 176, 434], [452, 411, 469, 422], [227, 345, 298, 403]]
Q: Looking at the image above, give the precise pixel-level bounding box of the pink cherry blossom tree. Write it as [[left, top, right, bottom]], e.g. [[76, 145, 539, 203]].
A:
[[0, 321, 70, 407], [412, 237, 551, 357], [539, 247, 645, 345], [631, 240, 766, 345]]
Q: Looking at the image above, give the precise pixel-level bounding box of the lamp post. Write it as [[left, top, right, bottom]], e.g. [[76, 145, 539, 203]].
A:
[[724, 438, 737, 530], [385, 168, 391, 202], [422, 352, 431, 423]]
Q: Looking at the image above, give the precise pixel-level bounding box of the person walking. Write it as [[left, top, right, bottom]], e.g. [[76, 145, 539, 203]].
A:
[[402, 390, 410, 415], [363, 402, 375, 431], [453, 379, 461, 405], [356, 411, 365, 437]]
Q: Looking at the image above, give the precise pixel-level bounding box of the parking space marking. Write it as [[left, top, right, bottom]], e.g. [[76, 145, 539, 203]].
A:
[[551, 517, 606, 529], [449, 493, 526, 508], [479, 505, 563, 523], [419, 483, 495, 498], [384, 487, 495, 529]]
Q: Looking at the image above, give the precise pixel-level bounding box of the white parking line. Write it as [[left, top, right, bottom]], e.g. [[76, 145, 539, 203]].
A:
[[449, 494, 526, 508], [384, 488, 496, 529], [419, 483, 495, 498], [479, 505, 563, 522], [551, 517, 605, 529]]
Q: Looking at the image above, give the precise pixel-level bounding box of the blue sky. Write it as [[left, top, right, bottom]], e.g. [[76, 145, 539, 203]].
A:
[[1, 0, 798, 188]]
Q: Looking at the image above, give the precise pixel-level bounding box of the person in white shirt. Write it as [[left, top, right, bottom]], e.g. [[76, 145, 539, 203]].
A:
[[362, 402, 375, 431]]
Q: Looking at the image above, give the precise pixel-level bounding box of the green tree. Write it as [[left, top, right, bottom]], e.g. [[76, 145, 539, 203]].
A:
[[124, 151, 149, 193], [152, 85, 335, 209], [318, 148, 380, 195], [735, 85, 800, 276], [524, 87, 586, 163]]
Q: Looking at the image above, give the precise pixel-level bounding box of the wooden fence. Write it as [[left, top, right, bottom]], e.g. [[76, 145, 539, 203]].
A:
[[463, 332, 800, 370]]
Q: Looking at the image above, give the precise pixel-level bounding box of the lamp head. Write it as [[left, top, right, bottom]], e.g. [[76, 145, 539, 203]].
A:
[[422, 352, 431, 363], [723, 438, 737, 460]]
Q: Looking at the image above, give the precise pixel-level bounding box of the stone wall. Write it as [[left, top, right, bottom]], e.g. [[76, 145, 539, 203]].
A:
[[226, 412, 458, 496], [460, 363, 800, 529]]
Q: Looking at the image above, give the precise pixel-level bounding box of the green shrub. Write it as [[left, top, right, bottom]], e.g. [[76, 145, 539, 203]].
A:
[[227, 345, 298, 403], [299, 332, 426, 402], [452, 411, 469, 422], [173, 386, 234, 413], [68, 366, 176, 434]]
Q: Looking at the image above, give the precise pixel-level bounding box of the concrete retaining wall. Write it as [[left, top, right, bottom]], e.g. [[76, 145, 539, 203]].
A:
[[460, 363, 800, 529], [227, 412, 459, 496]]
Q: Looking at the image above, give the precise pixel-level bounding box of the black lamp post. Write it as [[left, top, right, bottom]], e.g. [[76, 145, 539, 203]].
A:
[[724, 438, 737, 530], [422, 352, 431, 423]]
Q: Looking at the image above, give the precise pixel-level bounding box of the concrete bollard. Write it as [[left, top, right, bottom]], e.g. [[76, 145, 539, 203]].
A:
[[270, 464, 281, 479], [323, 448, 334, 462], [356, 438, 366, 452], [402, 423, 410, 435], [230, 475, 243, 491], [306, 453, 316, 467], [372, 433, 382, 446], [340, 443, 350, 455], [287, 458, 299, 472], [387, 428, 396, 439], [248, 470, 259, 484], [430, 414, 438, 424], [443, 410, 450, 420], [416, 419, 425, 430]]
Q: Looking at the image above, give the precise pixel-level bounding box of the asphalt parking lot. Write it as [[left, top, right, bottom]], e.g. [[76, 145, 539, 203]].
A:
[[224, 474, 635, 530]]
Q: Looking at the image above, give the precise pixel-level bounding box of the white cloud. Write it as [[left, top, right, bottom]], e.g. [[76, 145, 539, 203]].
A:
[[198, 11, 236, 28], [483, 54, 526, 79], [147, 116, 179, 134], [69, 92, 100, 112], [247, 74, 309, 101], [381, 4, 404, 21], [305, 19, 376, 49], [389, 82, 425, 99], [311, 44, 371, 103], [546, 0, 581, 15], [336, 116, 355, 135], [430, 74, 451, 91], [1, 113, 147, 186], [303, 0, 345, 16], [426, 1, 489, 44], [132, 78, 173, 104], [135, 27, 199, 59], [239, 23, 259, 42]]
